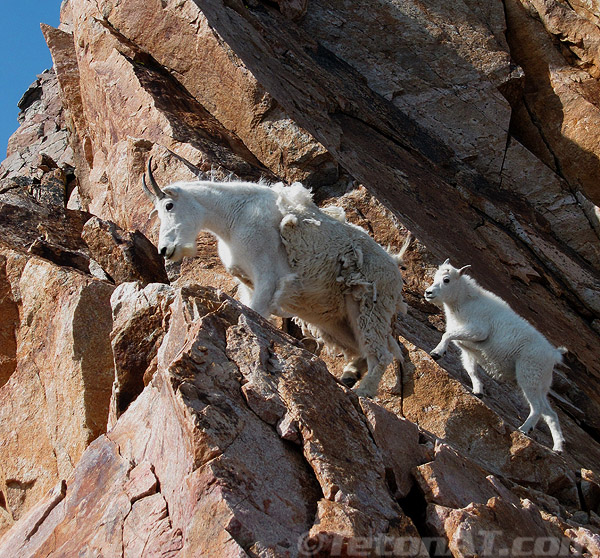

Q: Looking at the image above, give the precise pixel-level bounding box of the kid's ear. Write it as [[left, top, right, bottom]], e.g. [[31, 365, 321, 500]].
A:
[[443, 258, 450, 265], [458, 265, 472, 276], [149, 209, 157, 219]]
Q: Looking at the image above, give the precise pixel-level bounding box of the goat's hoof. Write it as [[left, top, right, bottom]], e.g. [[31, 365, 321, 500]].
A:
[[553, 443, 565, 454], [340, 373, 358, 389], [473, 391, 484, 399], [354, 386, 376, 399], [430, 351, 442, 361]]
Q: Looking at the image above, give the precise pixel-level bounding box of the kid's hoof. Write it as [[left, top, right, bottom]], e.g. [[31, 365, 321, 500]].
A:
[[430, 351, 442, 361]]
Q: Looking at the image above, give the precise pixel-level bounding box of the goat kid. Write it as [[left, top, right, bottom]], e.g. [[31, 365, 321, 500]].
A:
[[424, 260, 566, 453]]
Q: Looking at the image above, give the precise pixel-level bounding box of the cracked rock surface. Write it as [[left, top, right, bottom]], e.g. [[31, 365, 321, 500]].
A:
[[1, 0, 600, 555]]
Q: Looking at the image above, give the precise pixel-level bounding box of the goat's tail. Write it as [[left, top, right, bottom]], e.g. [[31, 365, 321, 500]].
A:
[[387, 233, 413, 268], [555, 346, 568, 364]]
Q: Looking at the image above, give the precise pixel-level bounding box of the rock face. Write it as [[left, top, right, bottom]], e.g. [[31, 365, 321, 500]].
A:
[[2, 69, 74, 190], [81, 216, 169, 285], [0, 0, 599, 555]]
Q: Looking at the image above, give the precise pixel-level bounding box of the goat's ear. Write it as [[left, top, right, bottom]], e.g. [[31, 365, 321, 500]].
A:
[[458, 264, 471, 276], [164, 188, 179, 200], [443, 258, 450, 266], [149, 208, 157, 219]]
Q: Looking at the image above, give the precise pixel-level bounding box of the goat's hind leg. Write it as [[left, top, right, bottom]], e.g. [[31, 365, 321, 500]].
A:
[[389, 336, 405, 396], [538, 363, 565, 453], [341, 357, 367, 388], [517, 363, 565, 453], [355, 353, 392, 398], [541, 398, 565, 453], [248, 271, 281, 318], [342, 295, 396, 398], [518, 399, 542, 436], [458, 346, 484, 396], [310, 318, 363, 388], [518, 391, 565, 452], [517, 379, 542, 435]]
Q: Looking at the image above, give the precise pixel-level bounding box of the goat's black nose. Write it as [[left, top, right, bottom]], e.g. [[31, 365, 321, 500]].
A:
[[160, 247, 167, 257]]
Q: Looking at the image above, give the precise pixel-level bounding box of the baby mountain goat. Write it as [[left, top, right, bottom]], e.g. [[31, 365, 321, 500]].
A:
[[142, 158, 409, 397], [424, 260, 566, 453]]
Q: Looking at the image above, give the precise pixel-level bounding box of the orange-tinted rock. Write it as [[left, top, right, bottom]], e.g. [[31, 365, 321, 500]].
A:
[[415, 442, 506, 510], [81, 216, 169, 285], [95, 0, 335, 186], [108, 281, 175, 427], [0, 254, 19, 387], [505, 0, 600, 207], [1, 69, 73, 186], [581, 469, 600, 515], [427, 497, 571, 558], [0, 257, 114, 531], [1, 0, 600, 552], [360, 399, 431, 499], [0, 286, 423, 556]]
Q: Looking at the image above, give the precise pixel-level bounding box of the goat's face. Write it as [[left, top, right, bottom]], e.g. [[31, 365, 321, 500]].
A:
[[154, 187, 201, 262], [424, 259, 471, 306], [142, 159, 202, 262]]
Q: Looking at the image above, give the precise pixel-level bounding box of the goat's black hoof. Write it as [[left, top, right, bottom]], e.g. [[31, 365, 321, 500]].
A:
[[340, 374, 358, 388], [430, 351, 442, 361]]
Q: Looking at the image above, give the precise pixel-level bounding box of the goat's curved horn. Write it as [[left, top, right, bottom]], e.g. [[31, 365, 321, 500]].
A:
[[143, 157, 165, 200], [141, 174, 154, 201]]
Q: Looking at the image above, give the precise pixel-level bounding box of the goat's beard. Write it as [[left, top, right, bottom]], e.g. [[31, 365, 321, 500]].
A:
[[169, 243, 198, 262]]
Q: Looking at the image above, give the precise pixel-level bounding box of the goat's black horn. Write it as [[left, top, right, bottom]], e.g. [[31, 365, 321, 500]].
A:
[[141, 174, 154, 201], [144, 156, 165, 200]]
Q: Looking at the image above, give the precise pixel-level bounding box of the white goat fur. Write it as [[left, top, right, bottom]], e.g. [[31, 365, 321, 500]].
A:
[[424, 260, 566, 452], [147, 176, 408, 397]]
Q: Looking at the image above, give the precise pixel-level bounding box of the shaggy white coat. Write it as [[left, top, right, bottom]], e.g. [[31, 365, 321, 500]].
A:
[[424, 260, 566, 453], [147, 176, 408, 397]]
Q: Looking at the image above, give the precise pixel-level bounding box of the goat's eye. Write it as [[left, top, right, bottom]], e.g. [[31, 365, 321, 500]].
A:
[[165, 202, 174, 211], [443, 277, 450, 284]]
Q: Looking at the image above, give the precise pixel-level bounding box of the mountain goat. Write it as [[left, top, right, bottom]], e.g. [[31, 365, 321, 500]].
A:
[[424, 260, 566, 453], [142, 158, 409, 397]]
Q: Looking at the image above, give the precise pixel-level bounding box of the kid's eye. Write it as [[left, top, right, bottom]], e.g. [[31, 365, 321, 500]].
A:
[[165, 202, 174, 211], [443, 277, 450, 284]]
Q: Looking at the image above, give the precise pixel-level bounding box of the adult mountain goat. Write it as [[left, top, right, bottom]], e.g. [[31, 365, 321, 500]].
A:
[[424, 260, 566, 453], [142, 158, 409, 397]]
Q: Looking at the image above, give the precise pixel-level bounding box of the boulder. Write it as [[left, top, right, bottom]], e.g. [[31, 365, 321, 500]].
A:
[[81, 216, 169, 285]]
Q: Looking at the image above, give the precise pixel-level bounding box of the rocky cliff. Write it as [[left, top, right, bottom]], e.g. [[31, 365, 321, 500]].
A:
[[0, 0, 599, 556]]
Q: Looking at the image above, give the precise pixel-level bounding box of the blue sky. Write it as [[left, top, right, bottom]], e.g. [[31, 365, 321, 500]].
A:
[[0, 1, 62, 157]]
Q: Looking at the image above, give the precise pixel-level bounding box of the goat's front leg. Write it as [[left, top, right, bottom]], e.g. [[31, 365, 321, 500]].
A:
[[248, 274, 279, 318], [341, 357, 367, 388], [458, 347, 484, 396], [431, 327, 487, 361], [354, 356, 388, 398]]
